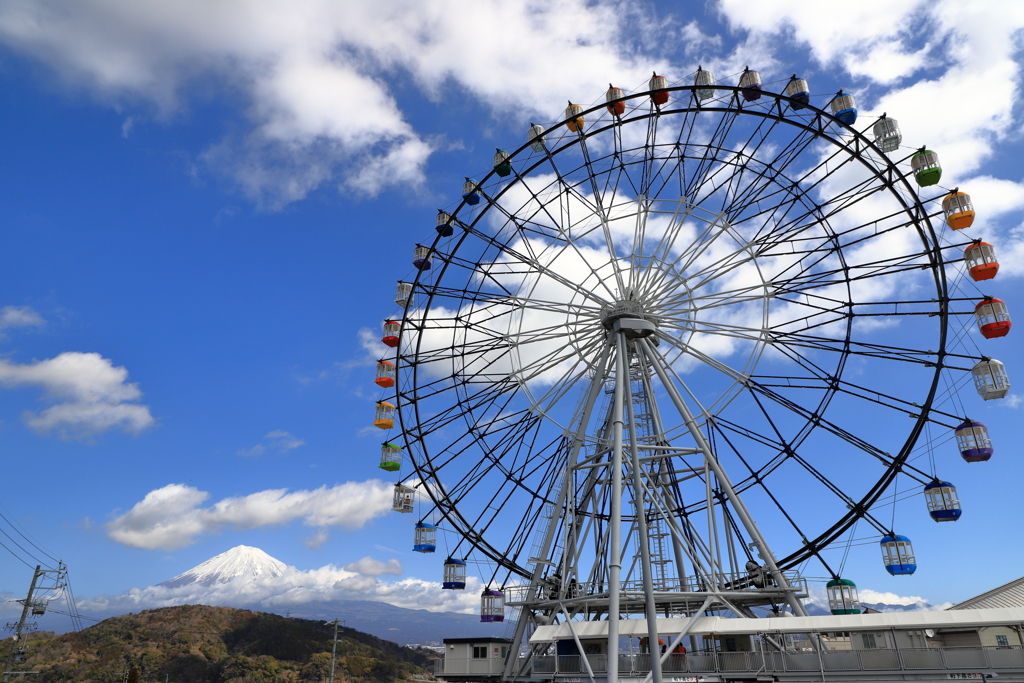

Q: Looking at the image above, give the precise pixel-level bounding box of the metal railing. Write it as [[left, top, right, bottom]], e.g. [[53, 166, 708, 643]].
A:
[[518, 646, 1024, 678], [504, 572, 808, 605]]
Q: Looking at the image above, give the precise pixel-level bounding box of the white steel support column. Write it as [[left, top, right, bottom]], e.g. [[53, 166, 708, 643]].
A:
[[504, 343, 614, 680], [607, 335, 627, 683], [637, 363, 692, 595], [618, 334, 664, 683], [637, 338, 808, 617]]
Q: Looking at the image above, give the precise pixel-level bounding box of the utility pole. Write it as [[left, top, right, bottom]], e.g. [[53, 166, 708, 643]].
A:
[[3, 563, 67, 682], [325, 619, 344, 683]]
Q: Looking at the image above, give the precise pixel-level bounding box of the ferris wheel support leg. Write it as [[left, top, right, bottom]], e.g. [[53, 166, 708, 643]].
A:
[[636, 338, 809, 618], [619, 334, 664, 683], [502, 343, 615, 681], [606, 333, 628, 683], [637, 363, 693, 593]]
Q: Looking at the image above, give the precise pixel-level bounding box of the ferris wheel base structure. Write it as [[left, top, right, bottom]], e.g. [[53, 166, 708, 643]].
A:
[[435, 608, 1024, 683]]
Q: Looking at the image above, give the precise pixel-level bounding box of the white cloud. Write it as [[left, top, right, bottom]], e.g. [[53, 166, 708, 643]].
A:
[[106, 480, 398, 550], [0, 351, 154, 437], [718, 0, 931, 79], [303, 528, 329, 550], [0, 0, 689, 206], [78, 557, 481, 616], [238, 429, 306, 456], [0, 305, 45, 332], [344, 556, 402, 576], [717, 1, 1024, 271]]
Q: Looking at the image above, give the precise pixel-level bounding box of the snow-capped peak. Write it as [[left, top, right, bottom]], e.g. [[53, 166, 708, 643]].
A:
[[159, 546, 292, 588]]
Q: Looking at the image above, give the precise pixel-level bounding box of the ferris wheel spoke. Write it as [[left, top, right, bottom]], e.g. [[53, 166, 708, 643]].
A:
[[476, 181, 623, 300], [725, 118, 879, 230], [707, 420, 825, 562], [682, 108, 743, 201], [720, 124, 820, 221], [740, 377, 935, 485], [462, 226, 614, 307], [576, 135, 629, 296], [713, 114, 792, 218], [767, 254, 934, 300], [516, 339, 609, 420], [748, 338, 961, 434], [751, 169, 894, 251], [419, 412, 545, 491]]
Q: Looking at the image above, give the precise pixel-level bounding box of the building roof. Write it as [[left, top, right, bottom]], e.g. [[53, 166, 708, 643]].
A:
[[951, 576, 1024, 610], [530, 608, 1024, 642], [443, 637, 513, 644]]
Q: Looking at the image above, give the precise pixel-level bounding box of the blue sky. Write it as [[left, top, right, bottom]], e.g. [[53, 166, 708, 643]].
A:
[[0, 0, 1023, 627]]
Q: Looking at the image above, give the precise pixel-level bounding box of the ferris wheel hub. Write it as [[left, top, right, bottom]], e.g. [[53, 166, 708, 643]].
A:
[[600, 300, 647, 327], [601, 301, 658, 339]]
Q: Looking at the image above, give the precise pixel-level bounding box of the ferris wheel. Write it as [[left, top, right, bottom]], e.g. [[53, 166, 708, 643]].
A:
[[371, 67, 1010, 664]]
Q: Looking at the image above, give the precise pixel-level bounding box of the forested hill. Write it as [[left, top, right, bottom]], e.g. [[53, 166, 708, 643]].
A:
[[9, 604, 435, 683]]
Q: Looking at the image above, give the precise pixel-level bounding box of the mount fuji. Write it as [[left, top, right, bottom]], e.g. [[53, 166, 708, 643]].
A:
[[76, 545, 492, 645], [158, 546, 288, 588]]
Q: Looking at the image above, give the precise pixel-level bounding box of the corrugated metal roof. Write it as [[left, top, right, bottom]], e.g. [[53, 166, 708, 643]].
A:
[[530, 607, 1024, 641], [951, 576, 1024, 610]]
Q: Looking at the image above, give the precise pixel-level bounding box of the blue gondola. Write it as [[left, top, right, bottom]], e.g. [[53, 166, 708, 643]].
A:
[[413, 522, 436, 553], [785, 75, 810, 110], [462, 178, 480, 205], [880, 535, 917, 575], [831, 90, 858, 126], [443, 557, 467, 590], [436, 210, 453, 237], [924, 480, 962, 522]]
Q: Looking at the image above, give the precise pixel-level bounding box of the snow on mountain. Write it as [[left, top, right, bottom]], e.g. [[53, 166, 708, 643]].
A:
[[158, 545, 290, 588]]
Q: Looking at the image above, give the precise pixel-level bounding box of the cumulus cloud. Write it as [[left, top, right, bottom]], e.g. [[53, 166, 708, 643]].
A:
[[0, 351, 154, 437], [106, 480, 397, 550], [344, 556, 402, 577], [238, 429, 306, 456], [0, 305, 45, 332], [0, 0, 685, 206], [717, 1, 1024, 272]]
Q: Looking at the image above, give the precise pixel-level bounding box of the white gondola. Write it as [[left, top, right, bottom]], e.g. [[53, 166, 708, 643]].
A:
[[872, 115, 902, 153], [528, 123, 546, 152], [972, 358, 1010, 400], [694, 66, 715, 101], [392, 484, 415, 513], [395, 282, 413, 309]]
